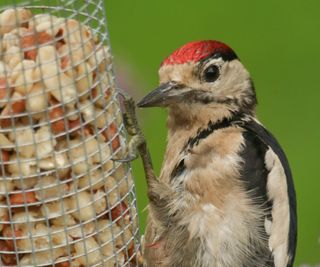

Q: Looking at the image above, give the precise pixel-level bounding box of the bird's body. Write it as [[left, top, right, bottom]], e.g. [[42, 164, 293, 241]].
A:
[[135, 40, 297, 267]]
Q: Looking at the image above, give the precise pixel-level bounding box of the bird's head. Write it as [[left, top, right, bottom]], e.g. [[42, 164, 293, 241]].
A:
[[138, 40, 257, 124]]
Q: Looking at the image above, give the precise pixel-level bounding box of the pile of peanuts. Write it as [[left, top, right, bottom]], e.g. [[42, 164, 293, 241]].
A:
[[0, 8, 137, 267]]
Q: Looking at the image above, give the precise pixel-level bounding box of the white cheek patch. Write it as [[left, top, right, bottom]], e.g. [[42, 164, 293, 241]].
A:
[[214, 60, 251, 97]]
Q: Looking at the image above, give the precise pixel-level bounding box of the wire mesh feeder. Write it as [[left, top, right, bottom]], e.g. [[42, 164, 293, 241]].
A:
[[0, 1, 141, 266]]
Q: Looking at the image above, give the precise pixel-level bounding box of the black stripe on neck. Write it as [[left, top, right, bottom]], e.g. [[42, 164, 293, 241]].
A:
[[170, 159, 186, 181], [183, 112, 244, 152], [171, 112, 245, 181]]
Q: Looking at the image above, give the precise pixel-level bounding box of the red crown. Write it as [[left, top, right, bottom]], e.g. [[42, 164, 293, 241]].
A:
[[161, 40, 236, 66]]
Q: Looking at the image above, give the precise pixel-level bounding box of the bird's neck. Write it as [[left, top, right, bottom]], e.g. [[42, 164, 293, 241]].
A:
[[167, 103, 246, 137], [160, 104, 250, 185]]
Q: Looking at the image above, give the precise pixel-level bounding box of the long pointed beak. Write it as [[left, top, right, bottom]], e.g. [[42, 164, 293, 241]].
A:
[[137, 82, 190, 108]]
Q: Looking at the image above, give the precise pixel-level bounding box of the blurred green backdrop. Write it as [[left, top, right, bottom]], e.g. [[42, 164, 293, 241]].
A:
[[105, 0, 320, 265], [0, 0, 317, 265]]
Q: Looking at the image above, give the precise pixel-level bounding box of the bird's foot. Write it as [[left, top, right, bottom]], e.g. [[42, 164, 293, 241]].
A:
[[112, 89, 146, 163]]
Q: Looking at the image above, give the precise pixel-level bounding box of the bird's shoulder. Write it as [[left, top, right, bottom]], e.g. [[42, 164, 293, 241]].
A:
[[236, 117, 297, 267]]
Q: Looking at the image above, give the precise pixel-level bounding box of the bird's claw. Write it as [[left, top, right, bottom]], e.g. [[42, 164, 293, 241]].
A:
[[112, 155, 137, 163], [115, 89, 146, 163]]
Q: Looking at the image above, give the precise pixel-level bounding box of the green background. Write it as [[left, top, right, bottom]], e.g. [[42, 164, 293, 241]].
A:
[[105, 0, 320, 265], [2, 0, 318, 265]]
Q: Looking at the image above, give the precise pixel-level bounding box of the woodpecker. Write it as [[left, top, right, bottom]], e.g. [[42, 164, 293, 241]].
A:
[[120, 40, 297, 267]]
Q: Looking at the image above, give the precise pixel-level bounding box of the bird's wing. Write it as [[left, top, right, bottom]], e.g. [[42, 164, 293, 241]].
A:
[[239, 118, 297, 267]]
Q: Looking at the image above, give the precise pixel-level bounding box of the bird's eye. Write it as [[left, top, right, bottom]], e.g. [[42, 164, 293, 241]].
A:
[[203, 65, 219, 83]]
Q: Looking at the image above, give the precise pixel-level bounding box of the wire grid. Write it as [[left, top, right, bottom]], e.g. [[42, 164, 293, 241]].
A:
[[0, 0, 141, 266]]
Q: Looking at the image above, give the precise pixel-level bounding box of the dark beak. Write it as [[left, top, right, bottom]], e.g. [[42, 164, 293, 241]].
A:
[[137, 82, 191, 108]]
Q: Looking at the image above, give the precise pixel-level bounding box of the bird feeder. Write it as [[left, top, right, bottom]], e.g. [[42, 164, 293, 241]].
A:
[[0, 0, 141, 266]]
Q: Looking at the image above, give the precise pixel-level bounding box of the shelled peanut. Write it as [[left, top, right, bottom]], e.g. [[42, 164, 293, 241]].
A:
[[0, 8, 137, 267]]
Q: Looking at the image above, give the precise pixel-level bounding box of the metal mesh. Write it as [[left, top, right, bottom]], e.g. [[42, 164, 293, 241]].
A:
[[0, 0, 141, 266]]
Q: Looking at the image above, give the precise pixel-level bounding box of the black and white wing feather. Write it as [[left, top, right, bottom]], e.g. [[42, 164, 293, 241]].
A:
[[240, 118, 297, 267]]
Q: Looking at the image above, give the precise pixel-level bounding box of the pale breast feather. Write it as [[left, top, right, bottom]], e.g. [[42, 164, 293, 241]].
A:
[[239, 119, 297, 267], [169, 115, 297, 267]]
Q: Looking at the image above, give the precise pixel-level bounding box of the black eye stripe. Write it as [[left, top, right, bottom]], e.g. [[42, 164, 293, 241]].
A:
[[203, 65, 220, 83]]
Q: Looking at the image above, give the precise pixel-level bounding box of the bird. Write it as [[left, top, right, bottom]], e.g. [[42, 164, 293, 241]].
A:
[[120, 40, 297, 267]]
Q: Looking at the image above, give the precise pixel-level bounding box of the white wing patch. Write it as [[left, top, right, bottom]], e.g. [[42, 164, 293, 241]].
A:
[[265, 148, 290, 267], [264, 218, 272, 236]]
